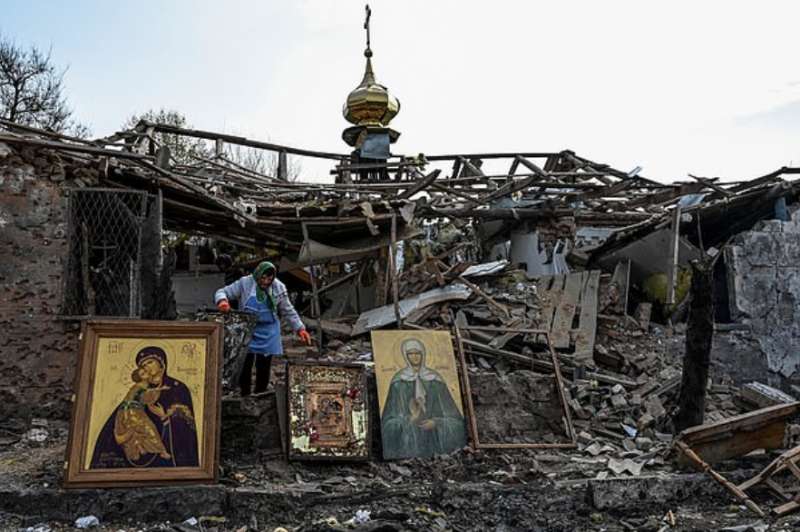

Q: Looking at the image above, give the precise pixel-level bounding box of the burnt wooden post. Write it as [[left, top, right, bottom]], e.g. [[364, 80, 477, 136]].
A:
[[674, 259, 714, 433]]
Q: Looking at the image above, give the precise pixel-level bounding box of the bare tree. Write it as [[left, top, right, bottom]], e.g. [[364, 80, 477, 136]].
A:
[[223, 143, 302, 181], [0, 34, 88, 136], [123, 108, 209, 165], [123, 109, 302, 179]]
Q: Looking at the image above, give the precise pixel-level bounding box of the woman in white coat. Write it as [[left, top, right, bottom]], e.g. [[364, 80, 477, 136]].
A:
[[215, 261, 311, 395]]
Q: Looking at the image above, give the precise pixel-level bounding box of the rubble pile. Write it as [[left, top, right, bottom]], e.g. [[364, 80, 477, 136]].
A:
[[5, 117, 800, 530], [273, 257, 763, 483]]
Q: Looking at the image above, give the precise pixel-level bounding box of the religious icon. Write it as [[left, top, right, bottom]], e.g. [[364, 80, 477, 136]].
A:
[[371, 330, 467, 460], [64, 320, 222, 487], [286, 362, 370, 461], [90, 345, 198, 468]]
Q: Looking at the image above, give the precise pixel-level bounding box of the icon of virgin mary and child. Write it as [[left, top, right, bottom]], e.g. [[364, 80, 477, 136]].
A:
[[380, 338, 467, 459], [90, 346, 199, 469]]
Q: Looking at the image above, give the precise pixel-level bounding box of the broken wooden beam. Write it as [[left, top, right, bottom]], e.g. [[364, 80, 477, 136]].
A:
[[737, 444, 800, 516], [674, 441, 765, 517], [460, 337, 636, 389], [456, 275, 511, 320], [675, 401, 800, 466]]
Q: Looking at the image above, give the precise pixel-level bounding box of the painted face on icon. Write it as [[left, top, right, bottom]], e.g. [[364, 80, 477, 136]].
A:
[[140, 358, 165, 385], [406, 349, 423, 369]]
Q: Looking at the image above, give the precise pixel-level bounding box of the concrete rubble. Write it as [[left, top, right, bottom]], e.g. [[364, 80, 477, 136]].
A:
[[726, 210, 800, 379]]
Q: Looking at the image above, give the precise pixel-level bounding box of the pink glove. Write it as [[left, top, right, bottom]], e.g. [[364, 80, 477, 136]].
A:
[[217, 300, 231, 313], [298, 329, 312, 345]]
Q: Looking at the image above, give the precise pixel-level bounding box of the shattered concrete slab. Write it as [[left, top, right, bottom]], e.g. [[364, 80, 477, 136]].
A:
[[351, 283, 472, 335], [726, 209, 800, 379]]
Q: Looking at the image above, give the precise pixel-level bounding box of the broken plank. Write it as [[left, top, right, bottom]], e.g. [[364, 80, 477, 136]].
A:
[[538, 274, 565, 333], [457, 275, 510, 320], [551, 272, 584, 349], [461, 338, 636, 388], [397, 169, 441, 199], [574, 270, 600, 357], [674, 441, 765, 517], [676, 402, 800, 466]]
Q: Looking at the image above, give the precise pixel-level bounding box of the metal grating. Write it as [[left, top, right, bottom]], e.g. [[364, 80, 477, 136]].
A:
[[61, 188, 151, 318]]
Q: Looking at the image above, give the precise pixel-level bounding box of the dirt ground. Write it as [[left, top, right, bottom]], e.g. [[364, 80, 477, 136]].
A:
[[3, 422, 800, 532]]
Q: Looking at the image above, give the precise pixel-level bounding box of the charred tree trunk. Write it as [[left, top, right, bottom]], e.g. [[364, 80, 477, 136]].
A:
[[674, 259, 714, 433]]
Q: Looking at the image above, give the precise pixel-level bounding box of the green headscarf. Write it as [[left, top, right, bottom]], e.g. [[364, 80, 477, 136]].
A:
[[253, 261, 277, 312]]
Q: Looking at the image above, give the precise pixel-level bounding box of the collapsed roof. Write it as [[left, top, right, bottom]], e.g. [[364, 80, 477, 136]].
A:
[[2, 117, 798, 263]]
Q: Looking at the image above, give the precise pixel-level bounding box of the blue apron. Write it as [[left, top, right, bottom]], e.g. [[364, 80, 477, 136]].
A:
[[243, 294, 282, 355]]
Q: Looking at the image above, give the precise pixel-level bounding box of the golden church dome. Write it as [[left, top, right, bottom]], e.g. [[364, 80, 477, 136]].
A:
[[342, 50, 400, 128]]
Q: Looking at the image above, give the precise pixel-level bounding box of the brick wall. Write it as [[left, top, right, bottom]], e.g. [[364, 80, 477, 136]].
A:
[[0, 143, 80, 420]]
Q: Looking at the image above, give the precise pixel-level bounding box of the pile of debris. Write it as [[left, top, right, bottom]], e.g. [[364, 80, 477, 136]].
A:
[[7, 116, 800, 529]]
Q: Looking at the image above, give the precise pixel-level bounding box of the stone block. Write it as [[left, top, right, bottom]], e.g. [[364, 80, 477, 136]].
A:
[[220, 393, 284, 461]]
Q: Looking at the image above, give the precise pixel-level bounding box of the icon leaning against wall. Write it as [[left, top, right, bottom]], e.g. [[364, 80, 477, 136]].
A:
[[64, 320, 222, 488], [371, 330, 467, 460]]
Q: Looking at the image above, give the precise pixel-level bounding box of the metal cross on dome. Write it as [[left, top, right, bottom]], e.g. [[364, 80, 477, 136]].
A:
[[363, 4, 372, 57]]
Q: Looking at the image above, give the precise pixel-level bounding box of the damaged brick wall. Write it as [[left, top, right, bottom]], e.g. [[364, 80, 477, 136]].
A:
[[725, 209, 800, 383], [0, 143, 80, 420]]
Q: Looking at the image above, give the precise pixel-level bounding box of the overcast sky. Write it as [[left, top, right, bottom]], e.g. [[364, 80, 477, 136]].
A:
[[4, 1, 800, 182]]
